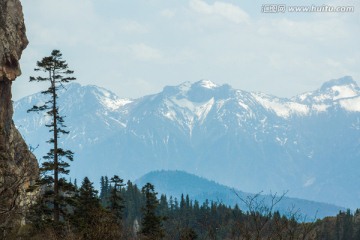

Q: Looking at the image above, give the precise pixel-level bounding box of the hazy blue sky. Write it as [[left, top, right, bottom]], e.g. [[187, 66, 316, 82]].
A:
[[13, 0, 360, 100]]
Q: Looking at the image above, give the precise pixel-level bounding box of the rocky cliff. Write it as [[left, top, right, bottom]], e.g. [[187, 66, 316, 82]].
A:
[[0, 0, 37, 230]]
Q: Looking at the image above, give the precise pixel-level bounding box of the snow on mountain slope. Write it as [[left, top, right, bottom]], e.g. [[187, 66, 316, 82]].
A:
[[339, 96, 360, 112], [251, 92, 309, 118], [92, 86, 132, 111], [294, 76, 360, 105], [162, 97, 215, 134], [13, 77, 360, 209], [14, 83, 131, 150], [198, 79, 218, 89]]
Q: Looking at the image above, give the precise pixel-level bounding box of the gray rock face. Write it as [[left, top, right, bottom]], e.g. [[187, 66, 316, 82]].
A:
[[0, 0, 28, 82], [0, 0, 37, 229], [0, 0, 29, 150]]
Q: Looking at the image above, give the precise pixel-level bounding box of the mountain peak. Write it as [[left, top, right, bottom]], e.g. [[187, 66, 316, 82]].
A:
[[320, 76, 358, 90], [194, 79, 218, 89], [296, 76, 359, 104]]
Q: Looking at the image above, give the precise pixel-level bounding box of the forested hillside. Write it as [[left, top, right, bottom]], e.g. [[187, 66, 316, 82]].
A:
[[10, 175, 360, 240]]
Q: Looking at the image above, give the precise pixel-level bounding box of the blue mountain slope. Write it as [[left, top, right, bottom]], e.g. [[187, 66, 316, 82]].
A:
[[135, 170, 345, 219]]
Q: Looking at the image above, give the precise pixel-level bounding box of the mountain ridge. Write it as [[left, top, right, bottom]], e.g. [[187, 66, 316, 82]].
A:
[[135, 170, 345, 219], [14, 76, 360, 209]]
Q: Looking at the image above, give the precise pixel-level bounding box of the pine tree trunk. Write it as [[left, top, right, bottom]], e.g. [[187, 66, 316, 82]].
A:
[[52, 74, 60, 222]]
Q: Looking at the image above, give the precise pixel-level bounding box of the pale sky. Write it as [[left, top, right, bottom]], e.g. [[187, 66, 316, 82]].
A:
[[13, 0, 360, 100]]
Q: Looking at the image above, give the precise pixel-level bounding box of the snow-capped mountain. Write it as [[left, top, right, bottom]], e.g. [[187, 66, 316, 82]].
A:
[[14, 76, 360, 209]]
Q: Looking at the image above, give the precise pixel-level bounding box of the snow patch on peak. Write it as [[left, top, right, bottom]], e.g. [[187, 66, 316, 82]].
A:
[[296, 92, 313, 102], [320, 76, 357, 90], [312, 104, 329, 112], [331, 85, 358, 100], [252, 93, 309, 118], [101, 98, 133, 111], [339, 96, 360, 112], [288, 102, 309, 115], [195, 98, 214, 123], [169, 97, 215, 121], [316, 76, 359, 101], [90, 86, 132, 111], [96, 87, 111, 97], [197, 79, 218, 89], [162, 97, 215, 135], [294, 77, 359, 105]]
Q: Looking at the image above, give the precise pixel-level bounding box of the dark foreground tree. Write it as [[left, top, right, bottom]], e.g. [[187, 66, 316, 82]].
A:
[[27, 49, 76, 223], [72, 177, 122, 239], [99, 176, 110, 207], [73, 177, 100, 232], [141, 183, 165, 239], [109, 175, 125, 222]]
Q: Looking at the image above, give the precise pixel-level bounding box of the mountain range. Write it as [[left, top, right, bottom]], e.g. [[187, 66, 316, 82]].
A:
[[14, 76, 360, 209]]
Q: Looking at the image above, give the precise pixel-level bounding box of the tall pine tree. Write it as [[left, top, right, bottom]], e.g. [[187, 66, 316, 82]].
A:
[[27, 49, 76, 223], [75, 177, 101, 220], [140, 183, 165, 239], [73, 177, 102, 238], [109, 175, 125, 222]]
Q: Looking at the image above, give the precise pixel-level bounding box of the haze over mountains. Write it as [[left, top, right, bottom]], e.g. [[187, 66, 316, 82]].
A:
[[14, 76, 360, 209], [135, 170, 344, 219]]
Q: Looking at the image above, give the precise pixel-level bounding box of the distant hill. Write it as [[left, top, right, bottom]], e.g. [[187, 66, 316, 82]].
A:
[[135, 170, 345, 219]]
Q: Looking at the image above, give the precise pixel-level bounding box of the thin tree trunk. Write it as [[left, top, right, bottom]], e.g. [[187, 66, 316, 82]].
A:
[[52, 70, 59, 222]]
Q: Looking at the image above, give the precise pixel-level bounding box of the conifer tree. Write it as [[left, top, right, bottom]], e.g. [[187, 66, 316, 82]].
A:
[[159, 194, 169, 217], [76, 177, 100, 214], [73, 177, 102, 237], [27, 49, 76, 223], [109, 175, 125, 222], [100, 176, 109, 207], [141, 183, 165, 239]]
